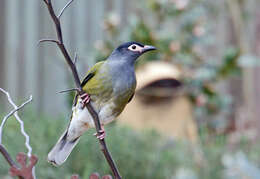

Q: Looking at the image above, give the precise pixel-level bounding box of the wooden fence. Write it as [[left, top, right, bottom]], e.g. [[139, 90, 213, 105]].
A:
[[0, 0, 130, 115], [1, 0, 260, 130]]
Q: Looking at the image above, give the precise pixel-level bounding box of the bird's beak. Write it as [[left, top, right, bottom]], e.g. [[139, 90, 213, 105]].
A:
[[141, 45, 157, 53]]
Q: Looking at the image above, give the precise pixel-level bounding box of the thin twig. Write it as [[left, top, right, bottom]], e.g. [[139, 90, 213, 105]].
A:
[[40, 0, 121, 178], [58, 0, 74, 19], [43, 0, 64, 44], [58, 88, 80, 94], [38, 39, 59, 45], [73, 52, 78, 64]]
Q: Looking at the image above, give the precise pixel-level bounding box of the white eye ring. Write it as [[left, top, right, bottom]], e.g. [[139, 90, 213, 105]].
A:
[[128, 44, 143, 52]]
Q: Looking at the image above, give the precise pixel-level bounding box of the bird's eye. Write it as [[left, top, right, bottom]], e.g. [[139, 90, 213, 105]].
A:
[[128, 44, 142, 52]]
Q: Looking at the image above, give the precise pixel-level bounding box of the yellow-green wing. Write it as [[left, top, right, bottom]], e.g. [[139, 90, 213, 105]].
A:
[[81, 61, 114, 106], [73, 61, 106, 106], [81, 61, 105, 87]]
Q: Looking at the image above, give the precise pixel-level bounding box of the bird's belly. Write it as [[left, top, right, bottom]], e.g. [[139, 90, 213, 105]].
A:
[[68, 104, 95, 140], [98, 102, 118, 125], [68, 100, 118, 139]]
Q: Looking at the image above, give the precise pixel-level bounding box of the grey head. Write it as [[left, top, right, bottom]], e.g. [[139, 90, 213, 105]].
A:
[[108, 41, 156, 65]]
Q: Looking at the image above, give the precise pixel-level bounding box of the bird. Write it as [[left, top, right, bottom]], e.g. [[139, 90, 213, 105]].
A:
[[47, 41, 156, 166]]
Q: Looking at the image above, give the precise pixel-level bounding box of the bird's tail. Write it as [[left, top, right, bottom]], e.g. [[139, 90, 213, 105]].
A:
[[47, 129, 80, 166]]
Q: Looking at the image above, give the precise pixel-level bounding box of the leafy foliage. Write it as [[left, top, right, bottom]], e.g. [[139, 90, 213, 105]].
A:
[[0, 110, 260, 178]]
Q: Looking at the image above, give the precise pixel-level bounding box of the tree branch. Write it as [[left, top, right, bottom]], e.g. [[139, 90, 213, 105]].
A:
[[40, 0, 121, 178], [0, 145, 24, 179], [0, 144, 17, 167]]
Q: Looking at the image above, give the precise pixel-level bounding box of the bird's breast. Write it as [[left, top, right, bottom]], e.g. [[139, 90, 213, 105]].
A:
[[109, 64, 136, 114]]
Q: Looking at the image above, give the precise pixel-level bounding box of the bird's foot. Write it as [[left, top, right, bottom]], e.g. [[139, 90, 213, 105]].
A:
[[93, 126, 106, 140], [80, 93, 90, 107]]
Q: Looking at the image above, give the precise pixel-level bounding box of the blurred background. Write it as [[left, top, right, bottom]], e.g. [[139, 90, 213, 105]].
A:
[[1, 0, 260, 178]]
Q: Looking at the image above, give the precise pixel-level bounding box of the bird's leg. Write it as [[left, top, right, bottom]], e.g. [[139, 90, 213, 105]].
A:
[[93, 125, 106, 140], [80, 93, 90, 107]]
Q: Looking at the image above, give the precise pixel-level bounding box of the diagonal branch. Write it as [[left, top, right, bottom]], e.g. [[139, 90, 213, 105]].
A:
[[0, 145, 24, 179], [40, 0, 121, 178], [0, 144, 17, 167], [43, 0, 81, 88]]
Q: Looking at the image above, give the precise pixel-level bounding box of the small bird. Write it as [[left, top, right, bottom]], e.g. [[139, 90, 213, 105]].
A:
[[47, 41, 156, 166]]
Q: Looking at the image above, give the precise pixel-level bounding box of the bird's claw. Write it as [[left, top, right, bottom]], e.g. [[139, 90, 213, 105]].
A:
[[93, 128, 106, 140], [80, 93, 90, 107]]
